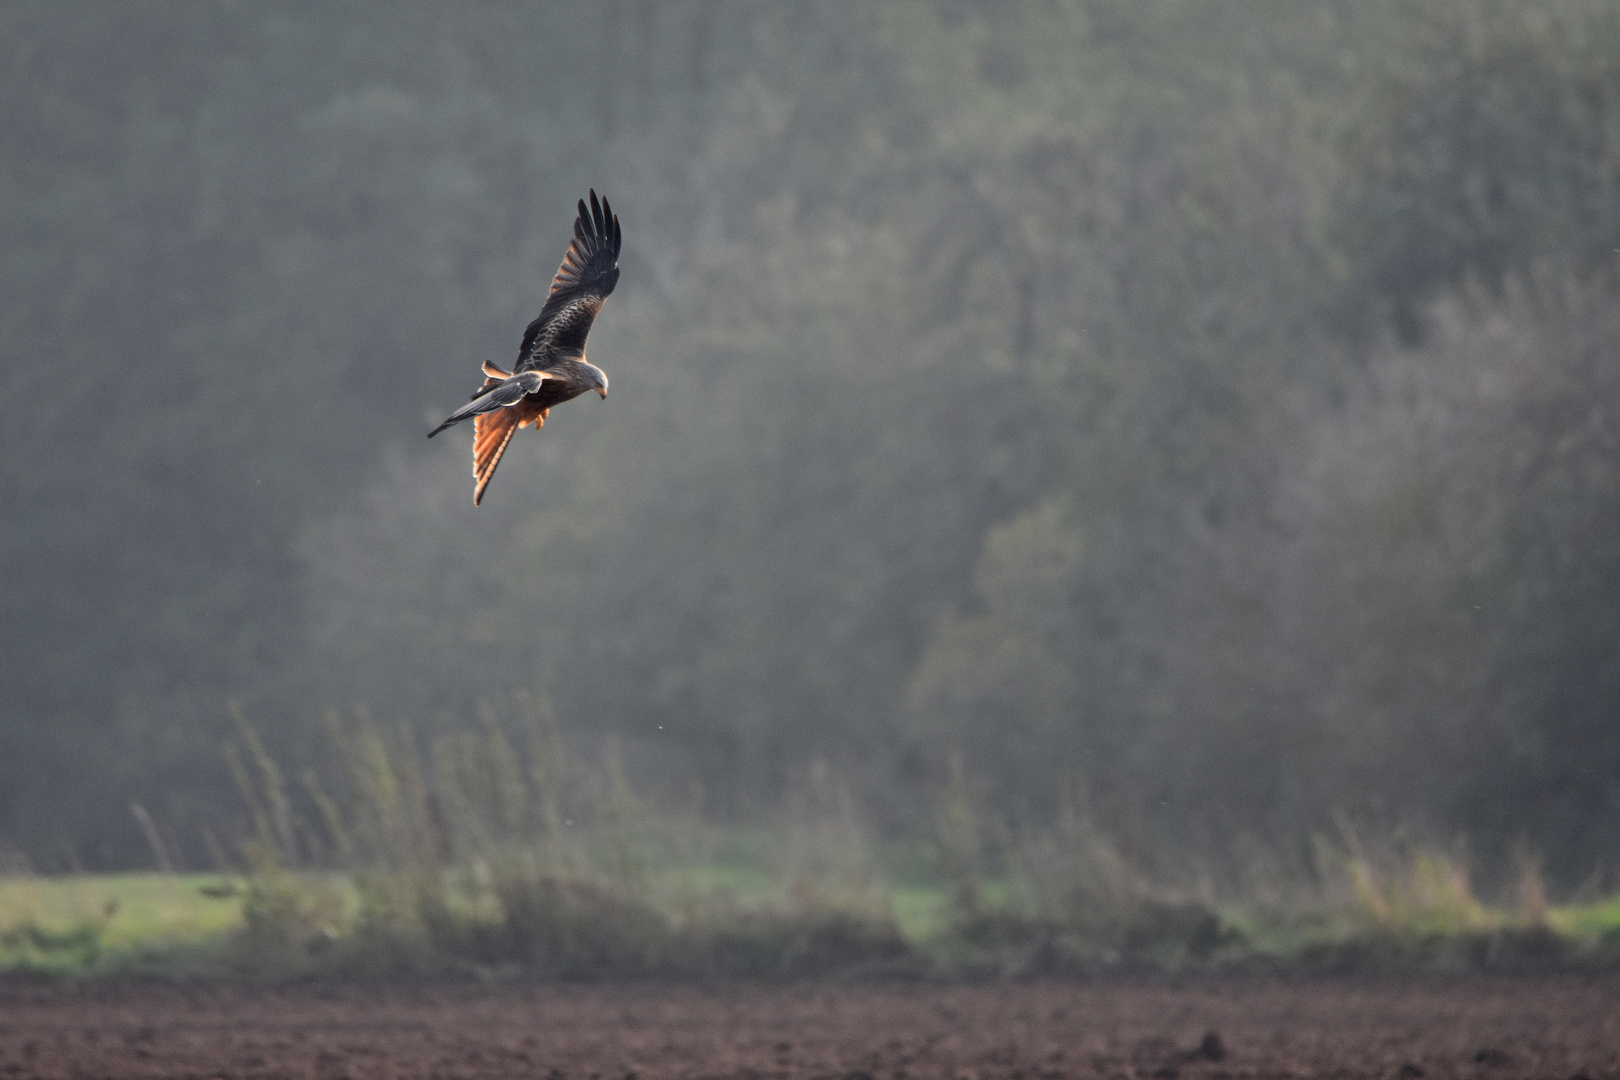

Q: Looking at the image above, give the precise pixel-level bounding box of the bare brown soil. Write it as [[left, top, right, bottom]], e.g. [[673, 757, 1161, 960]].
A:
[[0, 978, 1614, 1080]]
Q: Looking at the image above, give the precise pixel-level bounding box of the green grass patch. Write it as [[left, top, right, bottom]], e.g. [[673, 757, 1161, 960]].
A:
[[0, 873, 247, 946], [4, 864, 1619, 980], [1550, 895, 1620, 940], [0, 873, 247, 975]]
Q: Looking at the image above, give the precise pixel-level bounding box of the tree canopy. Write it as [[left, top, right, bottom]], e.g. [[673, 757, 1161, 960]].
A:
[[3, 1, 1619, 881]]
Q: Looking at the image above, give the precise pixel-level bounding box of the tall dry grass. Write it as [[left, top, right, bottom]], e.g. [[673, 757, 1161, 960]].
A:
[[216, 702, 1609, 978], [224, 701, 911, 976]]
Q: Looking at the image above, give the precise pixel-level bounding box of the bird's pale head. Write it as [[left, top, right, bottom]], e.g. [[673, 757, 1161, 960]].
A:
[[587, 363, 609, 399]]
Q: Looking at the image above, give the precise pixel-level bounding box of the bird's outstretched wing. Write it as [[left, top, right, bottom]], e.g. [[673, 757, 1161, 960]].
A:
[[426, 370, 549, 438], [516, 189, 622, 369]]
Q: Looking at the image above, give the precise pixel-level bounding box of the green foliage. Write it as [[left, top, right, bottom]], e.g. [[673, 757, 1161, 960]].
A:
[[426, 874, 671, 977], [684, 908, 914, 979], [1332, 0, 1620, 338]]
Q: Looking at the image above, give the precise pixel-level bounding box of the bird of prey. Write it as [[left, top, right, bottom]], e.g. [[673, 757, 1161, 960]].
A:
[[428, 190, 621, 504]]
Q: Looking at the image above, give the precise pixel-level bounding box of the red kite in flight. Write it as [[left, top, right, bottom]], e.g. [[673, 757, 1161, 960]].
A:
[[429, 190, 621, 504]]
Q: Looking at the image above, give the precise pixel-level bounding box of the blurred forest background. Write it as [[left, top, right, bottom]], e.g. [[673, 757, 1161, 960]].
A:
[[3, 0, 1619, 889]]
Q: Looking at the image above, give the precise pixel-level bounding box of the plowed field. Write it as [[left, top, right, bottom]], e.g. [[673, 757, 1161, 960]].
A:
[[0, 978, 1614, 1080]]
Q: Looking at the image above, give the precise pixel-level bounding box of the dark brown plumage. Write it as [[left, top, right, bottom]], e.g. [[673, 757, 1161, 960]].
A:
[[429, 190, 621, 504]]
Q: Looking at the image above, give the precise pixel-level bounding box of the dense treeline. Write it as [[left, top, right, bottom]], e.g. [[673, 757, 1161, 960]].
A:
[[2, 1, 1618, 882]]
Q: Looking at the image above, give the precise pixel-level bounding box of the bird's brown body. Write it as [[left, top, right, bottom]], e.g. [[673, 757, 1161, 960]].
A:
[[430, 191, 621, 504]]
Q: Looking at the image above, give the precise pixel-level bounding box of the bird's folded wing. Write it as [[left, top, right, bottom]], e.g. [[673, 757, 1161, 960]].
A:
[[427, 371, 546, 437]]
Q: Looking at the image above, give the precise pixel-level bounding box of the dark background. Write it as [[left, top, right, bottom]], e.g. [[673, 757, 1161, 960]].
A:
[[3, 1, 1619, 883]]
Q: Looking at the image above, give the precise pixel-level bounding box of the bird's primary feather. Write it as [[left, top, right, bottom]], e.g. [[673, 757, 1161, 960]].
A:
[[517, 189, 622, 369]]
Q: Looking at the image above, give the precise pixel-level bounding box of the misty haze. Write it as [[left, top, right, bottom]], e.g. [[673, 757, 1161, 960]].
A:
[[3, 0, 1620, 983]]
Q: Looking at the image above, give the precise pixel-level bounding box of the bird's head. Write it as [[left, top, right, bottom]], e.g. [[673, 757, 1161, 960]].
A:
[[587, 363, 609, 399]]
